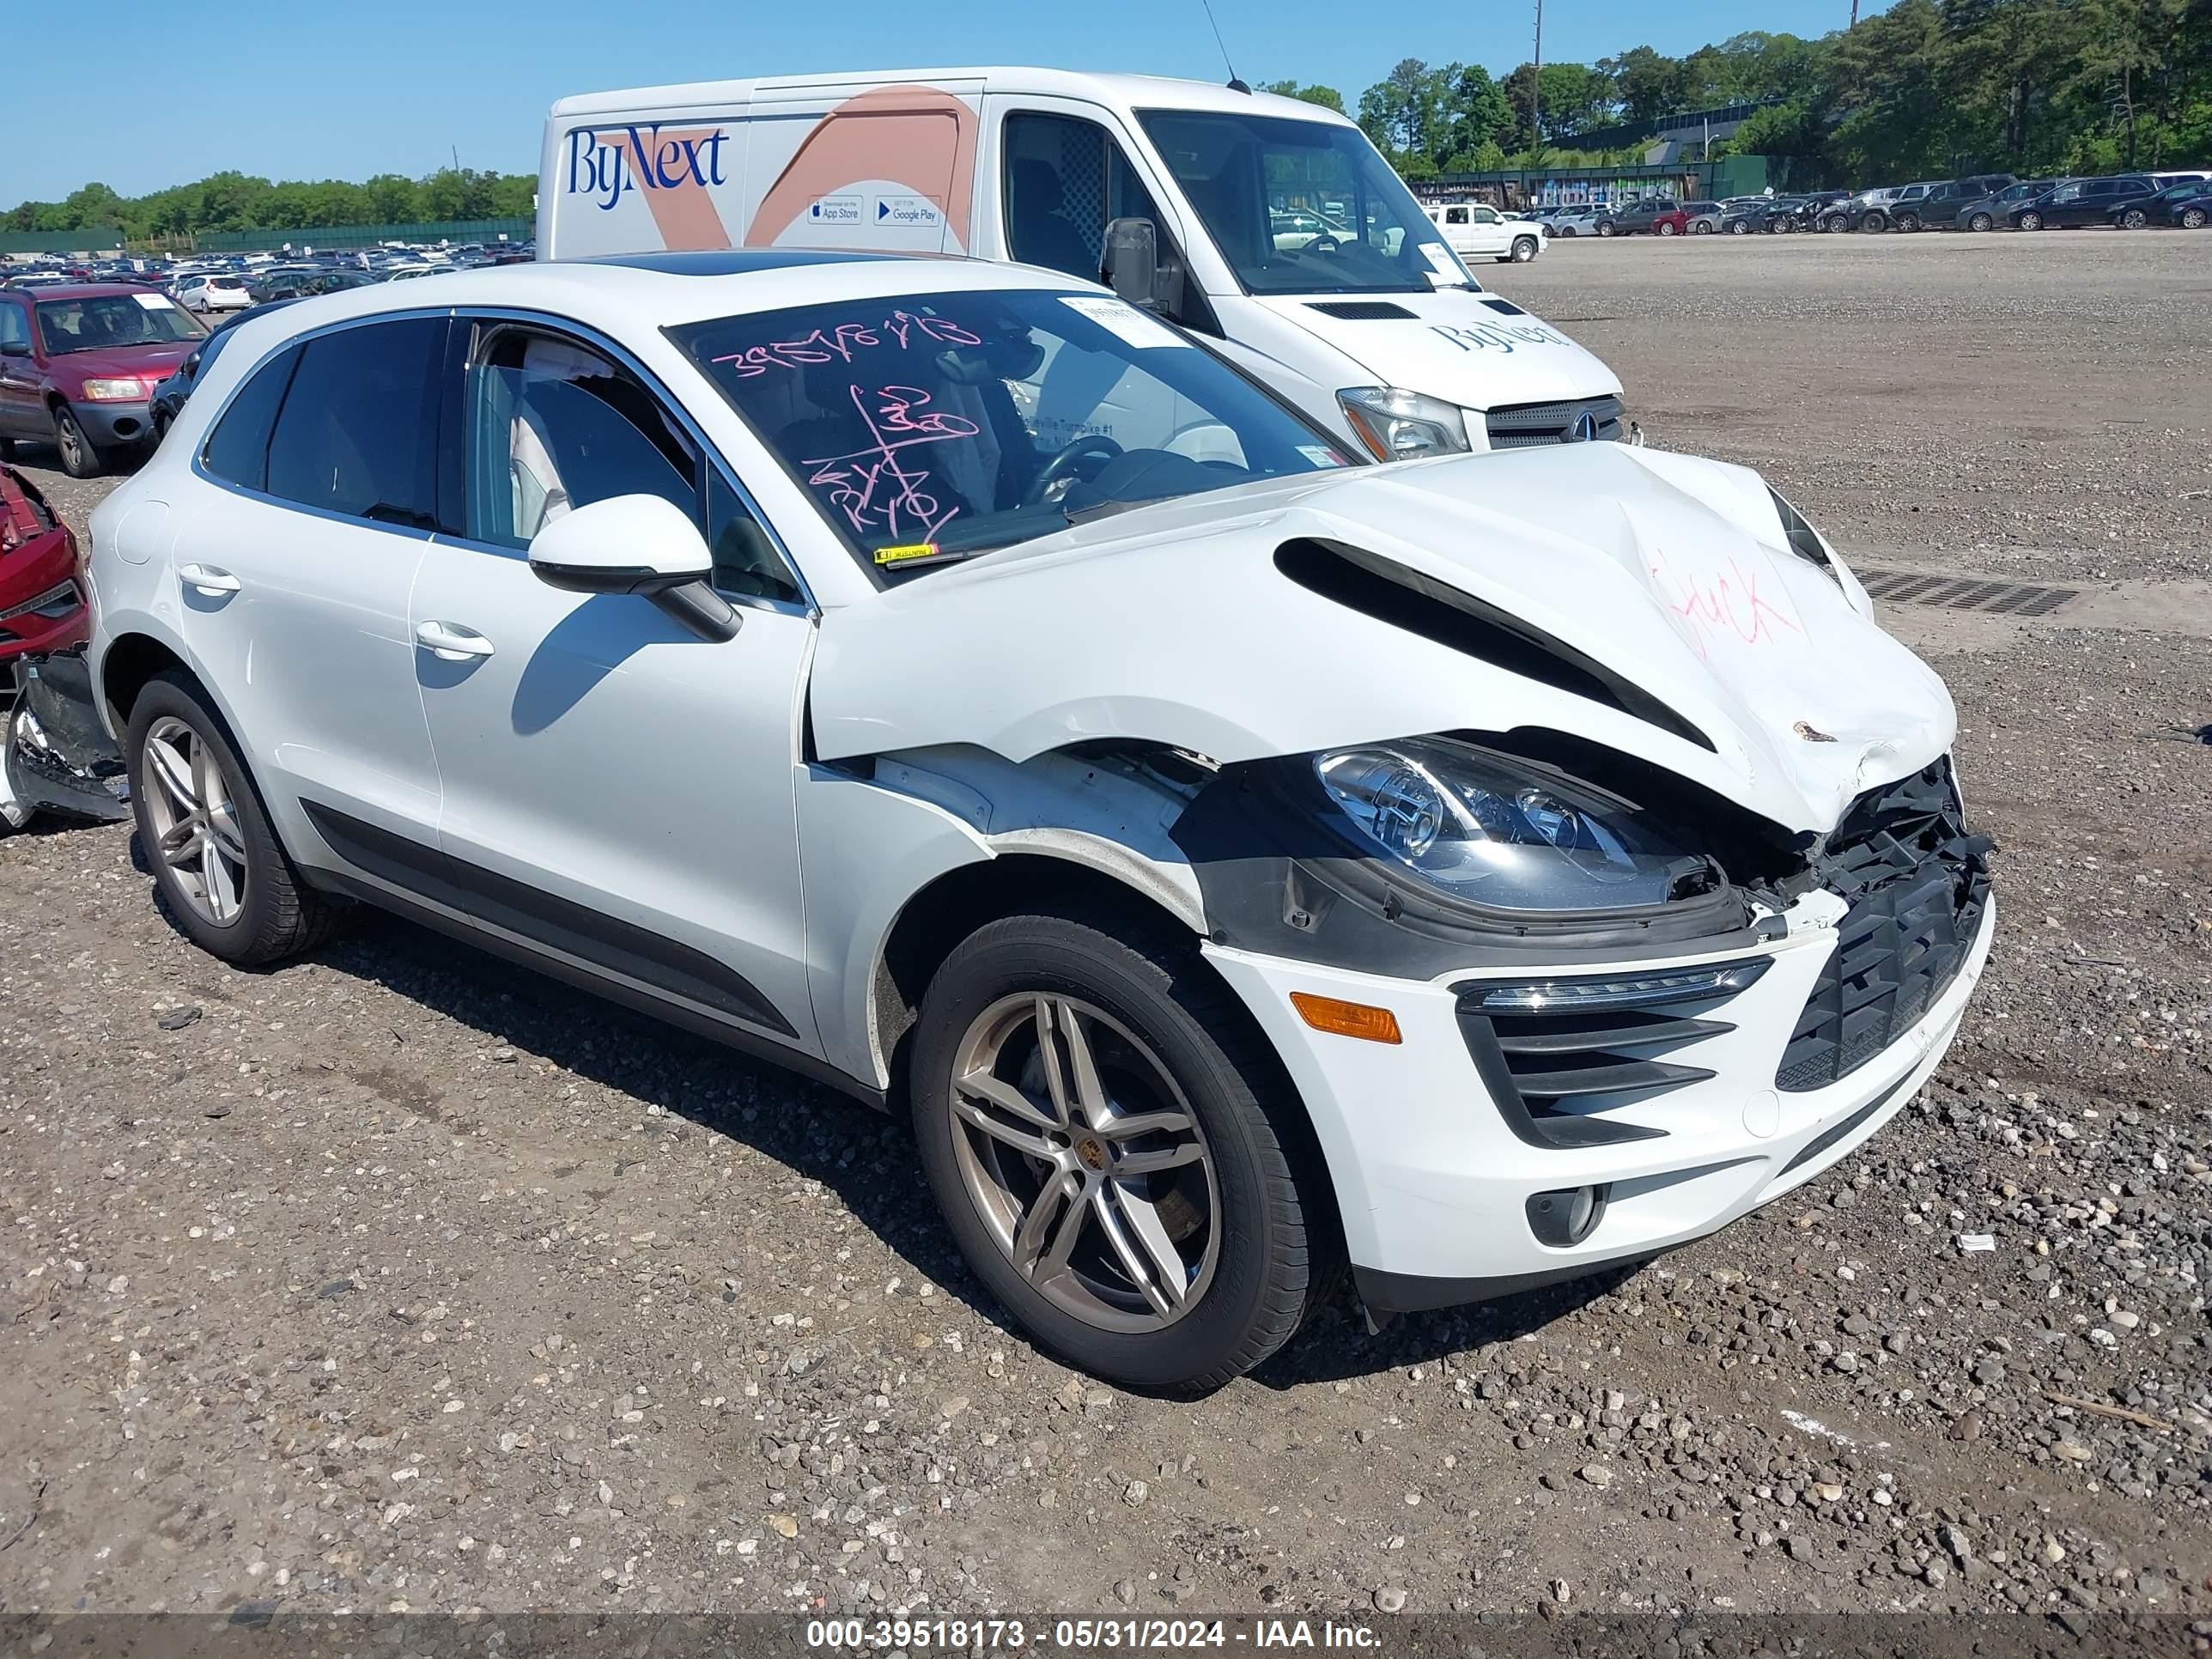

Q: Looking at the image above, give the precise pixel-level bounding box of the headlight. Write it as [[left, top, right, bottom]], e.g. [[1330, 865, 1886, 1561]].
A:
[[1767, 486, 1843, 583], [1336, 386, 1470, 461], [1312, 737, 1709, 912], [81, 379, 145, 401]]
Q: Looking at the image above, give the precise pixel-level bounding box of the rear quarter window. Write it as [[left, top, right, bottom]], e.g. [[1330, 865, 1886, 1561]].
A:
[[201, 343, 303, 493]]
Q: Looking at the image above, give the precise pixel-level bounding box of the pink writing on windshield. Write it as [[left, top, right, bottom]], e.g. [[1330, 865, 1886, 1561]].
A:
[[801, 385, 981, 544], [711, 312, 983, 379]]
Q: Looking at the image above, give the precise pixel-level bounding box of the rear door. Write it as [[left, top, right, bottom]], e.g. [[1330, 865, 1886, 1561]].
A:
[[0, 295, 37, 438], [173, 315, 447, 852]]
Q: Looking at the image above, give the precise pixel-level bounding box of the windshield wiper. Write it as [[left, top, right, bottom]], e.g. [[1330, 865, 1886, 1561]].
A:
[[1060, 494, 1188, 526]]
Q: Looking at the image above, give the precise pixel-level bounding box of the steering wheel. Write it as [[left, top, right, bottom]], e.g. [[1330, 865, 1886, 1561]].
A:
[[1024, 434, 1124, 505]]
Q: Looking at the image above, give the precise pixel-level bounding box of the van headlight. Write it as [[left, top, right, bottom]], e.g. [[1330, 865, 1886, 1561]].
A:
[[1311, 738, 1714, 913], [1337, 387, 1470, 461]]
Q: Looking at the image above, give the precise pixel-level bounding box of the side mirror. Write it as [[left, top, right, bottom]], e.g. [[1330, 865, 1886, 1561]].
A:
[[0, 340, 27, 359], [1103, 216, 1183, 317], [526, 494, 740, 643]]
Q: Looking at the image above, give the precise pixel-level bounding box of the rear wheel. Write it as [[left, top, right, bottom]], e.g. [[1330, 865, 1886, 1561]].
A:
[[51, 405, 100, 479], [1895, 212, 1921, 233], [124, 671, 343, 966], [910, 910, 1324, 1390]]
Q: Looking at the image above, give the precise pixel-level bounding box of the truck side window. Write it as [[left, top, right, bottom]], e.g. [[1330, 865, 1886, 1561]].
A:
[[1002, 112, 1163, 283]]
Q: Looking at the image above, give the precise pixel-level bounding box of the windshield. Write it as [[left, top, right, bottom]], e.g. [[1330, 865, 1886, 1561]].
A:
[[1134, 109, 1474, 296], [673, 288, 1354, 577], [2160, 180, 2205, 200], [37, 293, 205, 355]]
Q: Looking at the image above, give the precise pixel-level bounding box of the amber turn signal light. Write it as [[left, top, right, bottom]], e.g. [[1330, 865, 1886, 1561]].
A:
[[1289, 992, 1402, 1044]]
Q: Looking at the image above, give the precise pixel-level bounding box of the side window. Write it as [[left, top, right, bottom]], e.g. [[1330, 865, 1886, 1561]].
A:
[[1473, 207, 1500, 224], [202, 343, 303, 493], [1444, 206, 1470, 226], [0, 301, 27, 352], [1003, 111, 1162, 281], [264, 318, 446, 527], [464, 326, 801, 605]]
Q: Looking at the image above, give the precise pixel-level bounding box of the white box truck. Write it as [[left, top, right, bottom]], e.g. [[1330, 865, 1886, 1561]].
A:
[[538, 69, 1631, 459]]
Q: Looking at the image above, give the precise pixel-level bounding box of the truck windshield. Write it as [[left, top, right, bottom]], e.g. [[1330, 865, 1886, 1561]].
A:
[[672, 287, 1354, 578], [1135, 109, 1474, 296]]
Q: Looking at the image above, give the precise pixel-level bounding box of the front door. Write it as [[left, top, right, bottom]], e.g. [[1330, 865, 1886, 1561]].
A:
[[0, 297, 38, 439], [409, 317, 823, 1054], [173, 314, 447, 850]]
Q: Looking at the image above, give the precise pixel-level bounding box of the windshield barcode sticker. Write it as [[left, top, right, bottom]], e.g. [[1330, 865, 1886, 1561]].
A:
[[1420, 244, 1468, 285], [1060, 296, 1187, 349], [131, 292, 176, 310]]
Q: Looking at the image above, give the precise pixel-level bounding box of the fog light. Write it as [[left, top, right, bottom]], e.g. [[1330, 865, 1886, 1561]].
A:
[[1526, 1184, 1607, 1247]]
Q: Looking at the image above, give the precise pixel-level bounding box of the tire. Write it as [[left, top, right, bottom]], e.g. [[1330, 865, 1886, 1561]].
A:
[[1859, 210, 1888, 233], [1967, 211, 1994, 233], [1692, 220, 1713, 234], [52, 404, 101, 479], [124, 669, 343, 967], [2017, 210, 2043, 231], [151, 410, 172, 446], [1559, 226, 1577, 237], [2119, 209, 2148, 230], [1895, 212, 1921, 233], [1657, 221, 1679, 236], [1727, 219, 1750, 235], [1595, 220, 1616, 237], [1822, 213, 1850, 234], [910, 908, 1325, 1390], [2183, 207, 2209, 230], [1509, 236, 1537, 263], [1771, 216, 1795, 234]]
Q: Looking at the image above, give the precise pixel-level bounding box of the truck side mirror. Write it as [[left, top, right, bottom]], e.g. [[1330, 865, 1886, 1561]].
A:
[[1103, 216, 1170, 313]]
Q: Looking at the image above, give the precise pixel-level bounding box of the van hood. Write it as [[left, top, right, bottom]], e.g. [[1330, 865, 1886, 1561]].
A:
[[809, 443, 1955, 837], [1252, 288, 1623, 414]]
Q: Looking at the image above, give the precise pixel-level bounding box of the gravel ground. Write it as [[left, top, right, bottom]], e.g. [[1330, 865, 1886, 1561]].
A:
[[3, 234, 2209, 1624]]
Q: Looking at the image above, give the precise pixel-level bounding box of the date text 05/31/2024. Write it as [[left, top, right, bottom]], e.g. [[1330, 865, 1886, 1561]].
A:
[[803, 1620, 1382, 1650]]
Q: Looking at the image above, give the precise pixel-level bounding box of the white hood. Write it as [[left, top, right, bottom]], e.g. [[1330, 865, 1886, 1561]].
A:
[[1254, 288, 1622, 412], [809, 443, 1956, 837]]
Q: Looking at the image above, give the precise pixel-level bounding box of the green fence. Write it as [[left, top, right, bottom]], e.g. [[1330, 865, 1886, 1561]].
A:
[[193, 217, 533, 252], [0, 226, 127, 255]]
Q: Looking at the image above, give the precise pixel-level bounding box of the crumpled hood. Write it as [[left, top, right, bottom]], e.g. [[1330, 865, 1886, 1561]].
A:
[[810, 443, 1956, 836], [1251, 288, 1622, 412]]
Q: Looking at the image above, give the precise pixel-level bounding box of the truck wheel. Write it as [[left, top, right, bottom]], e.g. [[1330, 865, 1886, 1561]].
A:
[[910, 908, 1326, 1390], [1509, 236, 1537, 262]]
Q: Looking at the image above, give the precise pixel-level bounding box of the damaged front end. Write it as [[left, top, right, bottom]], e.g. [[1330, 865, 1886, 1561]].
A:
[[1, 647, 131, 833]]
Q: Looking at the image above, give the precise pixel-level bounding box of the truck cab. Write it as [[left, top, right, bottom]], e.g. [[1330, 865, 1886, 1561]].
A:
[[538, 70, 1629, 459]]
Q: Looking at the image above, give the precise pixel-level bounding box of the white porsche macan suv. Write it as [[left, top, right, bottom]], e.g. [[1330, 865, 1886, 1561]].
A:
[[86, 252, 1993, 1389]]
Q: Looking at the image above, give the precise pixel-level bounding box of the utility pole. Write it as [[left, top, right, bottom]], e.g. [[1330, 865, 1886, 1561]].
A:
[[1531, 0, 1543, 160], [1849, 0, 1859, 25]]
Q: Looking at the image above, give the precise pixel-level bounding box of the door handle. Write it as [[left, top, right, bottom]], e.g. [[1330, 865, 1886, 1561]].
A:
[[178, 562, 241, 596], [415, 620, 496, 662]]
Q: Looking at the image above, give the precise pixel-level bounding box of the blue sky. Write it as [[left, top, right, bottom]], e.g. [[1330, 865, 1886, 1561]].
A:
[[15, 0, 1881, 203]]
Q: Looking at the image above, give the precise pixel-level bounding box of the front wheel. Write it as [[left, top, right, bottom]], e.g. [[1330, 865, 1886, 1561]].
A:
[[1859, 210, 1888, 233], [1596, 220, 1616, 237], [2017, 210, 2044, 231], [2119, 209, 2148, 230], [911, 911, 1323, 1390], [2182, 206, 2209, 230], [1509, 236, 1538, 262], [1657, 221, 1679, 236], [1727, 220, 1750, 235], [1822, 213, 1850, 233], [1692, 220, 1713, 234], [52, 405, 101, 479], [1966, 212, 1994, 233], [1895, 213, 1921, 233]]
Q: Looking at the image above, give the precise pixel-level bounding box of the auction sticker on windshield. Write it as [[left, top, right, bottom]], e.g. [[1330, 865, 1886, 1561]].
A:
[[131, 292, 178, 310], [1059, 296, 1188, 349]]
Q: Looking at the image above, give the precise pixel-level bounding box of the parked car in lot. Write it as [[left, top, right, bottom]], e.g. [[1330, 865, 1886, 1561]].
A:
[[2009, 175, 2160, 229], [174, 273, 253, 313], [1950, 178, 2058, 231], [0, 464, 87, 696], [1891, 174, 2016, 231], [1651, 201, 1723, 236], [86, 255, 1991, 1387], [1593, 198, 1680, 236], [1424, 201, 1546, 262], [2125, 180, 2212, 228], [2106, 177, 2212, 229], [147, 299, 301, 441], [0, 283, 207, 477], [1546, 206, 1610, 237], [247, 268, 378, 303]]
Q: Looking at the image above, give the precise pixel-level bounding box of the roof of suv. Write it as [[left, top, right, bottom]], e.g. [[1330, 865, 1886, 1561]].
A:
[[9, 283, 168, 303]]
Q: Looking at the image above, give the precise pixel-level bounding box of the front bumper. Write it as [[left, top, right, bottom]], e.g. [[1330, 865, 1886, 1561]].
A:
[[1204, 891, 1995, 1313], [70, 398, 155, 447]]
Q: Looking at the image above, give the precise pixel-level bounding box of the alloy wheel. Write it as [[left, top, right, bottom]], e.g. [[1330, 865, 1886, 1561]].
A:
[[1969, 213, 1993, 232], [947, 993, 1220, 1332], [2182, 208, 2208, 229], [140, 715, 250, 924]]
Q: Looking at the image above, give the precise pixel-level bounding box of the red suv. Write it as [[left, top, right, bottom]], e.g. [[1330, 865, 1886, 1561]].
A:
[[0, 283, 208, 477], [0, 464, 87, 694]]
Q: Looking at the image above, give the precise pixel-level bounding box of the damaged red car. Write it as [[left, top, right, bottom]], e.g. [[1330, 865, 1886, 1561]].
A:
[[1, 465, 88, 695]]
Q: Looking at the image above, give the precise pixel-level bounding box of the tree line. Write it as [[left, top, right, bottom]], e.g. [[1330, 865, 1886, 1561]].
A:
[[1276, 0, 2209, 185], [8, 0, 2207, 241], [3, 167, 535, 242]]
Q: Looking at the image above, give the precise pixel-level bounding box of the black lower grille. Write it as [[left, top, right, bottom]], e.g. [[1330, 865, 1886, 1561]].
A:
[[1455, 960, 1769, 1149], [1485, 395, 1625, 448], [1776, 761, 1991, 1092]]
